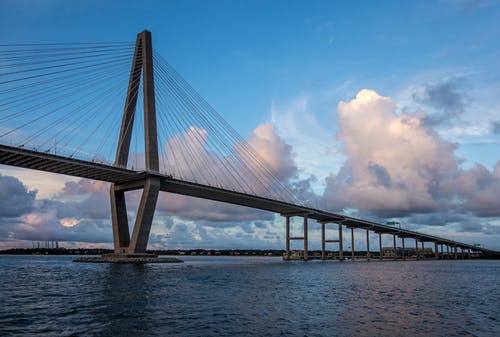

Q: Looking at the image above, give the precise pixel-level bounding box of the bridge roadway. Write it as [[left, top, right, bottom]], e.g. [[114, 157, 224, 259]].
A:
[[0, 144, 491, 254]]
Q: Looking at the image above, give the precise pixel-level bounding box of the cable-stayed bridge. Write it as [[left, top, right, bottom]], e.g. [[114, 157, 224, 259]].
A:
[[0, 31, 492, 261]]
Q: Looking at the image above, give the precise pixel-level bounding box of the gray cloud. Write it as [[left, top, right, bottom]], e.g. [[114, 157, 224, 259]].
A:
[[368, 162, 392, 188], [0, 175, 37, 217], [491, 120, 500, 134], [449, 163, 500, 217], [413, 77, 468, 125], [482, 223, 500, 235], [157, 192, 273, 223]]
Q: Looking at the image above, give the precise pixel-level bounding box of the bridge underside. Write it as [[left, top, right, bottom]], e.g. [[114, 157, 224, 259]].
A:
[[0, 143, 491, 255]]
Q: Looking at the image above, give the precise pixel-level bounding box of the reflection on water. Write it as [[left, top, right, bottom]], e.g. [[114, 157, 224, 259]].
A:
[[0, 255, 498, 336]]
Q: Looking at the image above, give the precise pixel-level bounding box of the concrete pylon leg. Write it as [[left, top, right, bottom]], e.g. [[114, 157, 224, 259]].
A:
[[421, 241, 425, 259], [393, 234, 397, 260], [338, 223, 343, 260], [285, 216, 290, 259], [303, 215, 308, 261], [128, 177, 161, 254], [351, 228, 355, 260], [110, 185, 130, 253], [366, 229, 370, 260], [415, 239, 419, 260], [321, 222, 326, 260], [435, 242, 439, 259], [402, 238, 405, 260], [454, 246, 458, 259], [378, 233, 383, 260]]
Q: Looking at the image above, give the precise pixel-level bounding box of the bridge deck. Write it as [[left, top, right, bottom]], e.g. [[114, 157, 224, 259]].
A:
[[0, 144, 490, 253]]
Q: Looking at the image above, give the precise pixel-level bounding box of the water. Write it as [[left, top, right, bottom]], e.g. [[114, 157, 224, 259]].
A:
[[0, 255, 498, 337]]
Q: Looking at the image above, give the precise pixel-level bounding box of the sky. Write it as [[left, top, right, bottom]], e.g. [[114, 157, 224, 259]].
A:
[[1, 0, 500, 251]]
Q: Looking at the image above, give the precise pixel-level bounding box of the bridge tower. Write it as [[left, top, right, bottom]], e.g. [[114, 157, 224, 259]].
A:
[[109, 30, 160, 256]]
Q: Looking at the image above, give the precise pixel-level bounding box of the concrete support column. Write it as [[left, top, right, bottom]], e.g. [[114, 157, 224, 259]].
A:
[[303, 215, 308, 261], [110, 187, 130, 254], [447, 245, 450, 259], [366, 229, 371, 260], [285, 216, 290, 259], [454, 246, 458, 259], [402, 238, 406, 260], [378, 233, 383, 260], [128, 176, 161, 254], [321, 222, 326, 260], [393, 234, 397, 260], [468, 248, 471, 259], [338, 223, 343, 260], [434, 242, 439, 259], [415, 239, 419, 260], [351, 228, 355, 260], [421, 241, 425, 259]]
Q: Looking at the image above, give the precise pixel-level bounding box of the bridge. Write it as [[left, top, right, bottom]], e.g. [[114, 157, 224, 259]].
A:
[[0, 31, 493, 261]]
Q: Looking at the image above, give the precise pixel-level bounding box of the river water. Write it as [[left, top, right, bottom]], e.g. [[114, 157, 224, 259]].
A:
[[0, 255, 498, 336]]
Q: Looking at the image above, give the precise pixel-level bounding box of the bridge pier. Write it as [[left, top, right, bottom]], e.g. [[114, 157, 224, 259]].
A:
[[434, 242, 439, 259], [402, 237, 406, 260], [304, 215, 308, 260], [285, 216, 290, 259], [393, 234, 397, 260], [282, 213, 309, 260], [366, 229, 371, 260], [110, 188, 130, 254], [128, 177, 161, 254], [339, 223, 343, 260], [415, 239, 419, 259], [320, 221, 343, 260], [351, 228, 355, 260], [378, 233, 382, 260]]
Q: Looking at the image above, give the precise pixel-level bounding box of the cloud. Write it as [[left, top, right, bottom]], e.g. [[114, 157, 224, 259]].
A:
[[157, 193, 272, 222], [323, 89, 459, 215], [155, 122, 300, 221], [0, 175, 115, 244], [245, 123, 297, 182], [491, 120, 500, 134], [449, 162, 500, 216], [323, 89, 500, 221], [0, 166, 76, 199], [270, 95, 344, 191], [160, 122, 298, 203], [412, 77, 468, 125], [0, 174, 37, 217]]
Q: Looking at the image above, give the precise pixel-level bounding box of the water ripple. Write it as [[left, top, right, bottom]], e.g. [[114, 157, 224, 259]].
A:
[[0, 256, 499, 336]]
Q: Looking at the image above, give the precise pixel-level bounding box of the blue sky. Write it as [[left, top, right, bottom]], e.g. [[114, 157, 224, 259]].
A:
[[1, 0, 500, 250]]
